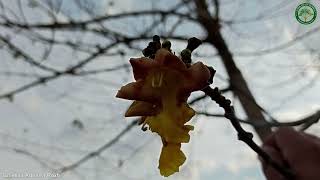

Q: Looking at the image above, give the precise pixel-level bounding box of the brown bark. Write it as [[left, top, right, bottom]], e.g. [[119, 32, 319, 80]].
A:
[[194, 0, 272, 140]]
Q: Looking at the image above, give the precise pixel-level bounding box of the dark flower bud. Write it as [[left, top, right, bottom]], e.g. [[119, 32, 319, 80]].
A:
[[187, 37, 202, 52], [153, 35, 160, 43], [180, 49, 192, 64], [162, 40, 171, 51]]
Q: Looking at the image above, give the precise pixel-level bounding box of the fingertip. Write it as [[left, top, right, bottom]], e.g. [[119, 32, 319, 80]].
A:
[[261, 146, 283, 165], [273, 127, 301, 149], [261, 146, 285, 180], [263, 132, 277, 147], [276, 127, 296, 138]]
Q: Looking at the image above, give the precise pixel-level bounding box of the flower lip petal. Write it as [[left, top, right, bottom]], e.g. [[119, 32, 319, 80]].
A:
[[159, 143, 186, 177]]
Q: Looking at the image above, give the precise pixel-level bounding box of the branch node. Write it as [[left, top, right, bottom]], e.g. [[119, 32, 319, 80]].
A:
[[6, 94, 14, 102], [238, 132, 253, 141]]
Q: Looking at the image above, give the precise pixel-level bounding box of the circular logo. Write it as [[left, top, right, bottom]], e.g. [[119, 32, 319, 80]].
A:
[[295, 3, 317, 24]]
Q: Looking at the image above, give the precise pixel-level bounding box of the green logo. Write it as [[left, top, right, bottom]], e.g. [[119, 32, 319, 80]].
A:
[[295, 3, 317, 24]]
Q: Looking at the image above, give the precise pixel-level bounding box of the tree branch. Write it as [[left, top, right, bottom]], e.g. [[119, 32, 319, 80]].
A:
[[0, 10, 196, 30], [59, 119, 139, 174], [198, 110, 320, 129], [194, 0, 272, 140], [202, 86, 295, 179]]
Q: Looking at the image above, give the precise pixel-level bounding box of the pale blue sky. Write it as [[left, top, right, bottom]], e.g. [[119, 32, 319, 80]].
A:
[[0, 0, 319, 180]]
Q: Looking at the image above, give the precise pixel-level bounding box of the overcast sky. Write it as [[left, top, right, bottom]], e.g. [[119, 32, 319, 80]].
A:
[[0, 0, 320, 180]]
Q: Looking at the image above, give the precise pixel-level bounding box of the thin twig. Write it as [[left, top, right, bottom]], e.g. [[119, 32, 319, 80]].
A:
[[180, 35, 294, 179], [202, 86, 295, 179], [198, 110, 320, 128], [59, 119, 139, 174]]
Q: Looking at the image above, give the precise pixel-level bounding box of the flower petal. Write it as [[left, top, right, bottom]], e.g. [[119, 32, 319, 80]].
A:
[[178, 103, 196, 124], [130, 57, 158, 80], [145, 103, 194, 143], [159, 143, 186, 177], [155, 49, 187, 71], [116, 80, 159, 103], [125, 100, 160, 117], [116, 45, 213, 177], [181, 62, 210, 94]]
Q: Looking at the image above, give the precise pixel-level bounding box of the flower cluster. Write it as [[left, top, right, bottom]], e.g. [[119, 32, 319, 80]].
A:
[[116, 40, 211, 176]]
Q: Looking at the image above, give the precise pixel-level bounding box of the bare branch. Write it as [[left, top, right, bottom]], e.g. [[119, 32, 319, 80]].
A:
[[234, 26, 320, 56], [212, 0, 219, 18], [0, 10, 196, 30], [0, 35, 59, 73], [194, 0, 272, 139], [202, 86, 294, 179], [198, 110, 320, 129], [59, 119, 139, 174]]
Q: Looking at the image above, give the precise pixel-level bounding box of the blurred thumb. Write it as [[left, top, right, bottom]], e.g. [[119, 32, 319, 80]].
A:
[[261, 146, 286, 180]]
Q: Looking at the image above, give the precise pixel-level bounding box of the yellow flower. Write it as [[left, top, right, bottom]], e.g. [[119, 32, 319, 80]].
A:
[[116, 48, 210, 177]]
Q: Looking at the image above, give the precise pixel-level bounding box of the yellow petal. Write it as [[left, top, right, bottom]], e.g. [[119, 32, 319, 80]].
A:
[[159, 143, 186, 177], [125, 101, 159, 117], [116, 48, 213, 177], [145, 103, 195, 144], [178, 103, 196, 124]]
